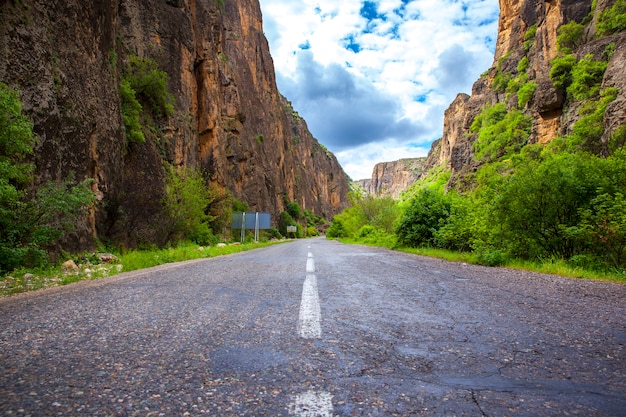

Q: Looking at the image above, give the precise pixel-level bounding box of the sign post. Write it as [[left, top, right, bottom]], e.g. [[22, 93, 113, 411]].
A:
[[232, 212, 271, 243]]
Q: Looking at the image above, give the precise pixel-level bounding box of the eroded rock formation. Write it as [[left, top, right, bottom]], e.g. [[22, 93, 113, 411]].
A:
[[0, 0, 349, 248], [426, 0, 626, 186], [358, 158, 427, 199]]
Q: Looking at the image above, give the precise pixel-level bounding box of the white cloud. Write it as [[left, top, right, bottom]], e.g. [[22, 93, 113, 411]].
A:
[[260, 0, 499, 180]]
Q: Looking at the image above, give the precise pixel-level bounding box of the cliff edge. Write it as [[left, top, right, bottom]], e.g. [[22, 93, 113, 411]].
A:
[[0, 0, 350, 247], [426, 0, 626, 187]]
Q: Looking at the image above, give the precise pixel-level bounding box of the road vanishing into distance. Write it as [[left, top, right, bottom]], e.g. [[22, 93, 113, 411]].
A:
[[1, 238, 625, 416]]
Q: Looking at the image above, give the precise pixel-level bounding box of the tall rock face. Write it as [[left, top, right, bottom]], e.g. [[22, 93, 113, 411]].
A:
[[357, 158, 427, 199], [0, 0, 349, 247], [427, 0, 626, 187]]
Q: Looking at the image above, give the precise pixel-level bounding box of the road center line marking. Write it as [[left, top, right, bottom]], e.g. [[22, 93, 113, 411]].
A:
[[306, 257, 315, 273], [288, 390, 334, 417], [298, 274, 321, 339]]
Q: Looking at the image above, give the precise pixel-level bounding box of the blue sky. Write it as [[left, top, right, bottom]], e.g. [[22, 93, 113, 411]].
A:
[[259, 0, 500, 180]]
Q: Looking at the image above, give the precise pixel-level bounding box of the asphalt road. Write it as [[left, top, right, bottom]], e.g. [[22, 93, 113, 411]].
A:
[[1, 238, 625, 416]]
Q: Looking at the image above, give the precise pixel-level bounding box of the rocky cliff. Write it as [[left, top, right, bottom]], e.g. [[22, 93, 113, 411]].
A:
[[0, 0, 349, 247], [426, 0, 626, 187], [357, 158, 427, 199]]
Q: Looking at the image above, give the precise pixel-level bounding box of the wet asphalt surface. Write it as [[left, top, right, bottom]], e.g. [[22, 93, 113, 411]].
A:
[[1, 238, 625, 416]]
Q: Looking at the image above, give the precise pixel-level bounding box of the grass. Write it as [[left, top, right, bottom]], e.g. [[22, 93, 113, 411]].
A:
[[0, 240, 285, 296], [337, 238, 626, 283]]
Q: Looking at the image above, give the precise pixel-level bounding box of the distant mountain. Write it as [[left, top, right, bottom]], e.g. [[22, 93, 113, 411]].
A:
[[357, 158, 427, 199]]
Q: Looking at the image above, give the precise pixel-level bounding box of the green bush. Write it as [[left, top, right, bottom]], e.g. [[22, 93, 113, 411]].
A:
[[479, 151, 626, 261], [523, 24, 537, 51], [579, 192, 626, 267], [395, 188, 451, 248], [1, 83, 96, 272], [356, 225, 375, 238], [609, 124, 626, 153], [120, 55, 175, 144], [557, 20, 585, 53], [492, 71, 512, 92], [517, 56, 530, 73], [163, 166, 216, 245], [124, 55, 174, 119], [355, 227, 397, 248], [568, 54, 608, 100], [286, 201, 303, 220], [327, 192, 399, 240], [473, 244, 509, 267], [232, 197, 249, 213], [505, 71, 528, 95], [120, 78, 145, 143], [306, 226, 319, 237], [432, 193, 474, 252], [517, 81, 537, 107], [549, 54, 577, 92], [471, 103, 532, 162], [569, 87, 618, 152], [326, 218, 345, 238], [278, 210, 297, 236], [0, 83, 35, 185], [267, 227, 282, 240], [596, 0, 626, 37]]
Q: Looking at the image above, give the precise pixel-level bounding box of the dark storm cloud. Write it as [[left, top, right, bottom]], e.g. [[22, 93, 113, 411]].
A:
[[277, 51, 425, 151]]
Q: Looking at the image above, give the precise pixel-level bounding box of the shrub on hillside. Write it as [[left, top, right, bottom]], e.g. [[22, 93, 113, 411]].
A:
[[395, 188, 451, 248], [1, 83, 95, 272], [163, 166, 217, 245]]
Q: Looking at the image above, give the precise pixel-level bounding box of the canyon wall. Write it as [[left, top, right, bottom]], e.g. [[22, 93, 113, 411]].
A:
[[357, 158, 427, 199], [0, 0, 349, 247], [426, 0, 626, 187]]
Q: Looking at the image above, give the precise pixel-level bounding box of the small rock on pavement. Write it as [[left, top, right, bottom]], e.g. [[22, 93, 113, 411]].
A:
[[61, 260, 78, 271]]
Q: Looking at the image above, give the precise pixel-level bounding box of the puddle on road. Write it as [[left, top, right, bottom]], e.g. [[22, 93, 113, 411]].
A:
[[209, 347, 287, 374]]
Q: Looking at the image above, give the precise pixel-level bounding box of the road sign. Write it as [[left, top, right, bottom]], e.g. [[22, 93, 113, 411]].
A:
[[232, 212, 271, 242]]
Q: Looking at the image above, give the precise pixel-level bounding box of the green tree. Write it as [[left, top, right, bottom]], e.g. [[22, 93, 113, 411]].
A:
[[579, 192, 626, 268], [278, 210, 297, 236], [326, 217, 345, 238], [485, 152, 603, 260], [124, 55, 174, 119], [596, 0, 626, 37], [286, 201, 303, 220], [395, 188, 452, 248], [120, 55, 175, 144], [163, 166, 216, 245], [557, 20, 585, 53], [471, 103, 532, 162], [549, 54, 577, 92], [120, 78, 145, 143], [1, 83, 95, 271], [568, 54, 608, 100]]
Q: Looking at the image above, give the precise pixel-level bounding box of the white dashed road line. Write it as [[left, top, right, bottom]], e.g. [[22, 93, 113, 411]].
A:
[[298, 274, 321, 339], [288, 390, 334, 417], [291, 249, 334, 417]]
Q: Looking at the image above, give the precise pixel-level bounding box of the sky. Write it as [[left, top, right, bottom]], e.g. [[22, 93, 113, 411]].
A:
[[259, 0, 500, 180]]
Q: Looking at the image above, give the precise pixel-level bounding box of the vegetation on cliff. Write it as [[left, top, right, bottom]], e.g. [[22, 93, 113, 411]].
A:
[[328, 3, 626, 280], [0, 83, 95, 272]]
